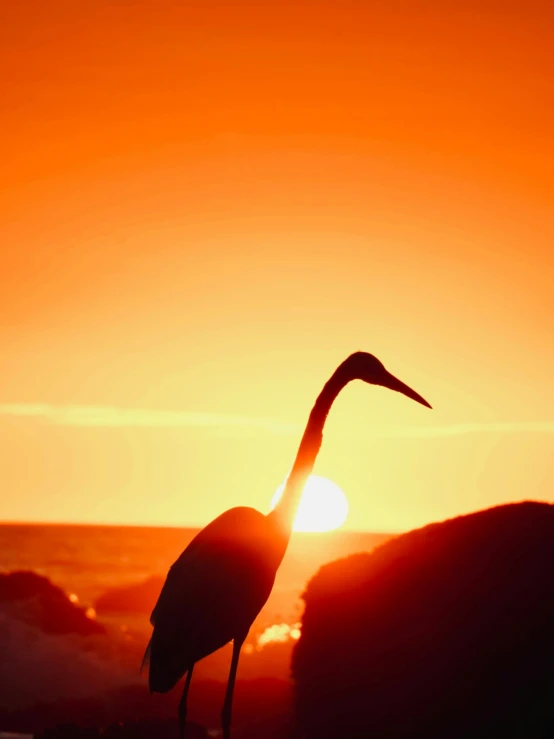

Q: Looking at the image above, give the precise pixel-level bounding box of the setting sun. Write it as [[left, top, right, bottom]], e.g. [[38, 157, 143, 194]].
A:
[[270, 475, 349, 532]]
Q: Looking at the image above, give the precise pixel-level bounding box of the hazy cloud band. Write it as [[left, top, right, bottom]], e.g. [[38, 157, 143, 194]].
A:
[[1, 403, 554, 439], [0, 403, 297, 434]]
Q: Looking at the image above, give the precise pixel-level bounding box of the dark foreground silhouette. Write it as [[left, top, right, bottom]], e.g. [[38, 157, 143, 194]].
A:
[[1, 679, 293, 737], [35, 718, 207, 739], [0, 570, 104, 636], [293, 501, 554, 739], [143, 352, 430, 738]]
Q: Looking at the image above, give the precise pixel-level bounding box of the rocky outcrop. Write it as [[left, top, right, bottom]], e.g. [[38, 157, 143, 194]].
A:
[[0, 570, 104, 635], [94, 576, 163, 616], [293, 502, 554, 739], [0, 571, 142, 713]]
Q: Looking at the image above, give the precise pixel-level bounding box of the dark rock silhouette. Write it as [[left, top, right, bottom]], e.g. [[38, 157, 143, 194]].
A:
[[94, 575, 164, 615], [293, 501, 554, 739], [0, 571, 140, 713], [143, 352, 430, 738], [0, 570, 104, 635]]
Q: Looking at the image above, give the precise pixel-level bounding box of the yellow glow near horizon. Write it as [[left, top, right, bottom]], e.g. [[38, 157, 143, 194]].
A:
[[270, 475, 349, 532]]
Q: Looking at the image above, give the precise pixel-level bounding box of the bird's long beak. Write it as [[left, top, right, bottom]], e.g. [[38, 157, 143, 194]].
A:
[[384, 372, 432, 409]]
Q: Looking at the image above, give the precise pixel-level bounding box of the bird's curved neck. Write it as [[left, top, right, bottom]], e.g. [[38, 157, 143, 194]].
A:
[[268, 362, 352, 540]]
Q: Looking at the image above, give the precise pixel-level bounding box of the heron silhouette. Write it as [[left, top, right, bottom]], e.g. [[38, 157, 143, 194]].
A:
[[142, 352, 431, 739]]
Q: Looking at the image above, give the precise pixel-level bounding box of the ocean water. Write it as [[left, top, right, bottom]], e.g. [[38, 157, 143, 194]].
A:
[[0, 523, 390, 620], [0, 523, 198, 607], [0, 523, 392, 717]]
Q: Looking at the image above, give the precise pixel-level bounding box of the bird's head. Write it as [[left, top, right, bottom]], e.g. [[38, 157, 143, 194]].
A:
[[341, 351, 432, 408]]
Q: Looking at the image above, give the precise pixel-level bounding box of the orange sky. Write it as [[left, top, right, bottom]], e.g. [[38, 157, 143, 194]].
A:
[[1, 0, 553, 531]]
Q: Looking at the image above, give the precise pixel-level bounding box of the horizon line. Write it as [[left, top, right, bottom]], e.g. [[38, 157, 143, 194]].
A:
[[0, 516, 399, 536]]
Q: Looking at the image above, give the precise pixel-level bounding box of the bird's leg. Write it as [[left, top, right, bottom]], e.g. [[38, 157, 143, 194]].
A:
[[178, 664, 194, 739], [221, 636, 245, 739]]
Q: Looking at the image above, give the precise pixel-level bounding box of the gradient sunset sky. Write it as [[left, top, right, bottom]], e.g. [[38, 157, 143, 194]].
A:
[[2, 0, 553, 531]]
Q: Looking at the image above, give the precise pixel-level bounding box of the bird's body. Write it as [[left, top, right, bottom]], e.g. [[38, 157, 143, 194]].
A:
[[147, 506, 286, 692], [143, 351, 431, 738]]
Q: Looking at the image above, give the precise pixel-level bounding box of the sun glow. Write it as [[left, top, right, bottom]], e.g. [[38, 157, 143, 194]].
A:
[[270, 475, 349, 532]]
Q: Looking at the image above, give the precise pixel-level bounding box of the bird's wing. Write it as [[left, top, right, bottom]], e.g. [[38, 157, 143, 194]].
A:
[[149, 533, 228, 628], [153, 536, 268, 641], [147, 507, 276, 688]]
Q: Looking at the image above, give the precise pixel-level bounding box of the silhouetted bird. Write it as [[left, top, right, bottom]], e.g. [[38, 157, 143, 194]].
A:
[[142, 352, 431, 738], [293, 501, 554, 739]]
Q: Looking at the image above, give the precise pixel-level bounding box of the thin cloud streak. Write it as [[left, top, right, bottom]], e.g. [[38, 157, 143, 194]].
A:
[[0, 403, 297, 434], [1, 404, 554, 439]]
